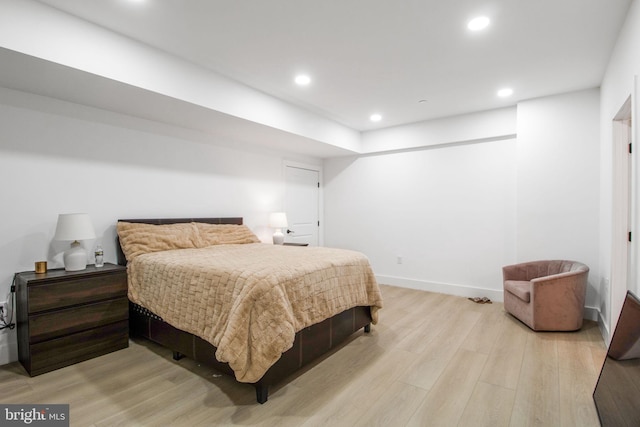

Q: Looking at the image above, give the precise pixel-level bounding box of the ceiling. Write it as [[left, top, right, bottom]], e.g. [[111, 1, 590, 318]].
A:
[[33, 0, 631, 132]]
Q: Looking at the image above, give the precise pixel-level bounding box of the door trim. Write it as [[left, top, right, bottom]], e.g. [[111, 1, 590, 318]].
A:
[[283, 160, 324, 246], [610, 94, 633, 344]]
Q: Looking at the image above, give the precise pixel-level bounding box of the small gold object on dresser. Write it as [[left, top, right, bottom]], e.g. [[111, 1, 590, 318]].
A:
[[34, 261, 47, 274], [15, 263, 129, 376]]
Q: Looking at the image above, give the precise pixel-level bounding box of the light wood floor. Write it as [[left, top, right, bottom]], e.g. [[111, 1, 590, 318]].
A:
[[0, 285, 606, 426]]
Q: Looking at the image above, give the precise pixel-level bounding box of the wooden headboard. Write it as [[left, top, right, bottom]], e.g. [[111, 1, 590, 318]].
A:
[[115, 217, 243, 266]]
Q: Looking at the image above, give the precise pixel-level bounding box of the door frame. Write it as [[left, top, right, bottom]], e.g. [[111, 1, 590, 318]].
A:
[[610, 94, 633, 343], [283, 160, 324, 246]]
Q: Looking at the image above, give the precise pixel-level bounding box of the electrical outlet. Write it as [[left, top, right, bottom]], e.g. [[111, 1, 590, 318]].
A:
[[397, 255, 403, 264]]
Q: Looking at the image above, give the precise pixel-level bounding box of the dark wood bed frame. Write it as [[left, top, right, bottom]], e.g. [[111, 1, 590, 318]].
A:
[[117, 217, 373, 403]]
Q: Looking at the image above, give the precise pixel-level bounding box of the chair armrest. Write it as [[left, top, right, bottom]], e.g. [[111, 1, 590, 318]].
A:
[[531, 270, 588, 315]]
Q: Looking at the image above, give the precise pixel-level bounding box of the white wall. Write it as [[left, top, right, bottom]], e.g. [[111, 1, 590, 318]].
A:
[[325, 89, 601, 314], [599, 0, 640, 340], [325, 113, 518, 300], [516, 89, 601, 308], [0, 87, 320, 364]]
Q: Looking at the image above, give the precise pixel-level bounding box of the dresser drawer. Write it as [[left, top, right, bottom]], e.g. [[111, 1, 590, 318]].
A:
[[29, 297, 128, 343], [28, 320, 129, 376], [28, 273, 127, 313]]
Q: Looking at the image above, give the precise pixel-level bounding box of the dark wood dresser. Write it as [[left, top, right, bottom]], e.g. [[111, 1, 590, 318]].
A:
[[16, 263, 129, 376]]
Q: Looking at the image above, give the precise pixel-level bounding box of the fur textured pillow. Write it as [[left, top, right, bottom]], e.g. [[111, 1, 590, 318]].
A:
[[117, 222, 201, 261], [195, 223, 260, 246]]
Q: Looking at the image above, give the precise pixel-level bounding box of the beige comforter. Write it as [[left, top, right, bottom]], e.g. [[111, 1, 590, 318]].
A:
[[127, 243, 383, 383]]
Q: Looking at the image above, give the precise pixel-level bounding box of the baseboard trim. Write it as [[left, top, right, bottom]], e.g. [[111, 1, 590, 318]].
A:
[[377, 274, 602, 324], [376, 274, 504, 302], [583, 306, 600, 323], [597, 309, 611, 346]]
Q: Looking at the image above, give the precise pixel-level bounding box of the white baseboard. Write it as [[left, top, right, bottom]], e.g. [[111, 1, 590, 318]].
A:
[[597, 309, 611, 346], [376, 274, 504, 302], [377, 274, 602, 325], [583, 306, 600, 322]]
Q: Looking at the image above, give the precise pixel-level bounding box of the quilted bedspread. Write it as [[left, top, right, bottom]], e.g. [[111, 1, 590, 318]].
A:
[[127, 243, 383, 383]]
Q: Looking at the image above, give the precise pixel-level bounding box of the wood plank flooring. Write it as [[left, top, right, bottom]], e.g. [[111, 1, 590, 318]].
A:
[[0, 285, 607, 426]]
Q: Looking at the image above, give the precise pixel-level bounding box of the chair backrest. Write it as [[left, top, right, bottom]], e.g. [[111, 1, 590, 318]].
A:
[[519, 260, 588, 281], [549, 260, 589, 274]]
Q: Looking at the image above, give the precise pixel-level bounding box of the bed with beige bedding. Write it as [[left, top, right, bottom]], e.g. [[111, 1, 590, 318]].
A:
[[116, 217, 383, 403]]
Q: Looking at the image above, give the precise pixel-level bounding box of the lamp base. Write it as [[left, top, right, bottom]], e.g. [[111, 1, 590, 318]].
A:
[[272, 230, 284, 245], [63, 241, 88, 271]]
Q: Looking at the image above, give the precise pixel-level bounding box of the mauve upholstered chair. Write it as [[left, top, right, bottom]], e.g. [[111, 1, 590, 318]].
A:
[[502, 260, 589, 331]]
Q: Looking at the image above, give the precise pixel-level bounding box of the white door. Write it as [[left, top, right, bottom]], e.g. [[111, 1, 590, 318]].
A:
[[610, 96, 633, 339], [284, 166, 320, 246]]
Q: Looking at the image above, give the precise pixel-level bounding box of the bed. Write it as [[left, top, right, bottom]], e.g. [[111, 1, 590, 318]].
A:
[[116, 217, 383, 403]]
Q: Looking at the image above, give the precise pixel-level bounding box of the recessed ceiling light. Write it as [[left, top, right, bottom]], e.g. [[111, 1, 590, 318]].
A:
[[418, 99, 428, 104], [497, 88, 514, 98], [370, 113, 382, 122], [294, 75, 311, 86], [467, 16, 490, 31]]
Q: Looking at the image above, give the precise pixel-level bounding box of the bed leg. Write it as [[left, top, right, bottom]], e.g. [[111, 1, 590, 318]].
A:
[[173, 351, 184, 361], [255, 384, 269, 404], [364, 324, 371, 333]]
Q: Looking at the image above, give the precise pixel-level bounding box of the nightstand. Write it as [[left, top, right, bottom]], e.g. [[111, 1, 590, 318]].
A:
[[15, 263, 129, 376]]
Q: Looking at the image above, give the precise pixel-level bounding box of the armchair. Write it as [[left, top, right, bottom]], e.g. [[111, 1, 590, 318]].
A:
[[502, 260, 589, 331]]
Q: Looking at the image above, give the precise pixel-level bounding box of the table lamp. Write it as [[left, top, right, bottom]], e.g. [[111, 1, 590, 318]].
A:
[[54, 213, 96, 271], [269, 212, 288, 245]]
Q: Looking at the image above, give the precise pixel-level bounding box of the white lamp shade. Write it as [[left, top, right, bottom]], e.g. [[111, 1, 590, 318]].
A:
[[269, 212, 288, 228], [54, 213, 96, 271], [54, 213, 96, 241]]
